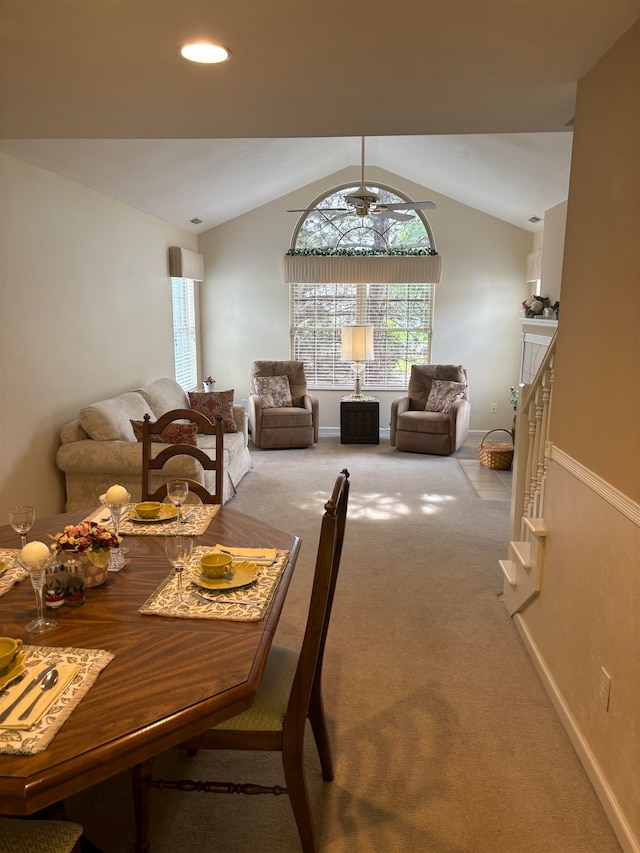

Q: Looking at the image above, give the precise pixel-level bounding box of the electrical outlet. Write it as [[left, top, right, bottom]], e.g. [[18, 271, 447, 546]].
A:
[[490, 403, 498, 413], [598, 667, 611, 711]]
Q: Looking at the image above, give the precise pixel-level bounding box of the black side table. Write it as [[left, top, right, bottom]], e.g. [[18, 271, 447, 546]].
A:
[[340, 397, 380, 444]]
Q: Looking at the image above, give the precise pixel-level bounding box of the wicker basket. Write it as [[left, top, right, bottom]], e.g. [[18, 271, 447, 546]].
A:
[[478, 429, 514, 470]]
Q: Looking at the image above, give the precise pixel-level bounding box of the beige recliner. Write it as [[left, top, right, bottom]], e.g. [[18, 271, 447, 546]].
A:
[[390, 364, 470, 455], [248, 360, 319, 449]]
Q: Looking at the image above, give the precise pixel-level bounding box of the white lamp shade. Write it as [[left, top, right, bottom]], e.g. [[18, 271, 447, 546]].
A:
[[341, 326, 374, 361]]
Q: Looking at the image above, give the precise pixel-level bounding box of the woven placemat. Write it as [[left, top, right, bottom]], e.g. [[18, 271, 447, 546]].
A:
[[0, 645, 114, 755], [86, 504, 220, 537], [139, 548, 290, 622], [0, 549, 28, 598]]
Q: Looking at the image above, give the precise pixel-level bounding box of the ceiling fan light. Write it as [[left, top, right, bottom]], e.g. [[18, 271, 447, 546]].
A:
[[180, 42, 231, 64]]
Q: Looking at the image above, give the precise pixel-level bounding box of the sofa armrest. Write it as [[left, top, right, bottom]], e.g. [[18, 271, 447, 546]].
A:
[[302, 394, 319, 443], [247, 395, 263, 446], [448, 398, 471, 451], [232, 404, 249, 446], [56, 440, 144, 476], [389, 396, 410, 446]]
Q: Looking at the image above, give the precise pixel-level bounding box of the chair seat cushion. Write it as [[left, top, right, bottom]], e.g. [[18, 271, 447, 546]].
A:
[[261, 407, 313, 429], [397, 410, 450, 434], [0, 817, 83, 852], [213, 645, 298, 732]]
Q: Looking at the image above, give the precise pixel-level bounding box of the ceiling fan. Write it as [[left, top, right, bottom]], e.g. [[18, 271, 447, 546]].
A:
[[287, 137, 436, 221]]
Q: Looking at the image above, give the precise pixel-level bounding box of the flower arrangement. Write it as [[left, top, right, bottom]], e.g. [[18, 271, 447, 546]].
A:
[[50, 521, 120, 567], [285, 247, 438, 256], [522, 296, 560, 318], [509, 386, 519, 411]]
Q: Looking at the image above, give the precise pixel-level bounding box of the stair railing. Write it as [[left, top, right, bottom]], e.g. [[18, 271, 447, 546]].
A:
[[511, 331, 557, 540]]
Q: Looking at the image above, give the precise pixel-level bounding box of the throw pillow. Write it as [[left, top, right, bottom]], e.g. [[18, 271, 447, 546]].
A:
[[254, 375, 292, 408], [130, 420, 198, 446], [188, 389, 238, 433], [425, 380, 467, 413]]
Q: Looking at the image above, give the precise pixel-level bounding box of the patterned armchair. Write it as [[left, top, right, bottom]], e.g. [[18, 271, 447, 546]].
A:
[[390, 364, 470, 455], [248, 361, 319, 449]]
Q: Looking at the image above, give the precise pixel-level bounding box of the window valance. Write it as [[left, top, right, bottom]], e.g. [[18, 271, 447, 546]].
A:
[[282, 253, 442, 284]]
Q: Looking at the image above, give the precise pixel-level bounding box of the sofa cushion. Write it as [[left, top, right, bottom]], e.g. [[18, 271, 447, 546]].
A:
[[130, 420, 198, 446], [261, 407, 312, 428], [79, 392, 151, 442], [188, 390, 238, 433], [408, 364, 466, 409], [250, 361, 307, 407], [425, 379, 467, 413], [139, 377, 189, 417], [254, 376, 292, 409], [397, 410, 450, 434]]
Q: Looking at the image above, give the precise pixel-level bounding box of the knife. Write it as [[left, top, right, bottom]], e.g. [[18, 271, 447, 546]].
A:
[[0, 664, 57, 724]]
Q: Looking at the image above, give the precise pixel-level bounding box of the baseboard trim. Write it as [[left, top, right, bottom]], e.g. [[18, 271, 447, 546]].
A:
[[513, 613, 639, 853]]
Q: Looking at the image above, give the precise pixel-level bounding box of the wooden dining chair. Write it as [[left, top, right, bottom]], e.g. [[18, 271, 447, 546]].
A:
[[133, 468, 350, 853], [141, 409, 224, 505]]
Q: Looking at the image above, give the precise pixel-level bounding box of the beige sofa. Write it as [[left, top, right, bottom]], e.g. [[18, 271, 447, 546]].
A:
[[56, 378, 252, 511]]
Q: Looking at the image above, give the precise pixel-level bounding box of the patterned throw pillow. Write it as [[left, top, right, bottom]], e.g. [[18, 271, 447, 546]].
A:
[[424, 380, 467, 413], [130, 420, 198, 446], [254, 375, 292, 408], [188, 389, 238, 433]]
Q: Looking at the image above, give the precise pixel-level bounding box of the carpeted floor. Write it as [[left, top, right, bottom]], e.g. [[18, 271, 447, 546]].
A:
[[66, 435, 621, 852]]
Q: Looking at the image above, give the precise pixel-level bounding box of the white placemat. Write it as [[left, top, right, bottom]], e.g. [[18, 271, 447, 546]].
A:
[[139, 548, 289, 622], [0, 549, 28, 598], [0, 645, 114, 755]]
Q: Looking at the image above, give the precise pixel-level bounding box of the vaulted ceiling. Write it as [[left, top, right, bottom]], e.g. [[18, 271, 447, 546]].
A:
[[1, 1, 638, 234]]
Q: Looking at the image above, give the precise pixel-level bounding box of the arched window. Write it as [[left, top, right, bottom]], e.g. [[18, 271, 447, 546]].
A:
[[288, 183, 437, 390]]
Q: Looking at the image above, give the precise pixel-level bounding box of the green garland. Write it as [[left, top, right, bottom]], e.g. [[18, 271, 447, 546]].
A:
[[285, 247, 438, 257]]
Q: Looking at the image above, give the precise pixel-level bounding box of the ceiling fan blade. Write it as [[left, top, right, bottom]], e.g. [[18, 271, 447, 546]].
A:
[[287, 208, 350, 213], [371, 209, 414, 221], [386, 201, 436, 211]]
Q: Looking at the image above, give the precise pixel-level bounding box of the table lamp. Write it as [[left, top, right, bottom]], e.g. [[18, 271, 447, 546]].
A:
[[341, 325, 374, 398]]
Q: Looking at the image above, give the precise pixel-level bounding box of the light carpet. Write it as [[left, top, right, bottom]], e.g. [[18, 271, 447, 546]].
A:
[[66, 435, 621, 852]]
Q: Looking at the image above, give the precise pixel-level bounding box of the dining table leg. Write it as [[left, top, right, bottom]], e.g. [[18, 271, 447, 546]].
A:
[[133, 760, 152, 853]]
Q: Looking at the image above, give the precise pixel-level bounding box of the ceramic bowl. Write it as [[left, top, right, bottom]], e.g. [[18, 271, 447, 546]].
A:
[[200, 552, 233, 579], [135, 501, 162, 519], [0, 637, 23, 670]]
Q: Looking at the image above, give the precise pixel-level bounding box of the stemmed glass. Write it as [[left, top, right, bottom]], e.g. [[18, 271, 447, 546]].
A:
[[102, 491, 130, 571], [165, 536, 193, 603], [19, 545, 57, 634], [167, 480, 189, 524], [8, 506, 35, 548]]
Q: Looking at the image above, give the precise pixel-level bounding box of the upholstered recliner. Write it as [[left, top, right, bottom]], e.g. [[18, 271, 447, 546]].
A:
[[390, 364, 470, 455], [248, 360, 319, 449]]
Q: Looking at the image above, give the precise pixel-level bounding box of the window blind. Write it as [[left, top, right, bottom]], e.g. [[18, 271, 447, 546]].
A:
[[290, 282, 433, 389], [171, 278, 198, 391]]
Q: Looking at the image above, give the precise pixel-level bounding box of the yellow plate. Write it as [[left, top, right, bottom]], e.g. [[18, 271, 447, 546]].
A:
[[194, 562, 259, 591], [0, 653, 26, 690], [128, 504, 178, 523]]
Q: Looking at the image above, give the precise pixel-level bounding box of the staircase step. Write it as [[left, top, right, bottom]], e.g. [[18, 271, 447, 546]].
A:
[[511, 540, 532, 568], [499, 559, 517, 586], [524, 517, 547, 537]]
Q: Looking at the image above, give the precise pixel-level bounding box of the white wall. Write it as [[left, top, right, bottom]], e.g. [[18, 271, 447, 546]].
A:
[[539, 199, 567, 304], [198, 166, 533, 432], [0, 153, 197, 517]]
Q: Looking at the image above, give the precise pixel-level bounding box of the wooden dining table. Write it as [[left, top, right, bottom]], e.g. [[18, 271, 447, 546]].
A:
[[0, 505, 300, 816]]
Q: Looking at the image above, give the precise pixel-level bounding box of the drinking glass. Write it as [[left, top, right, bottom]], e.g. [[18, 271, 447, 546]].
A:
[[167, 480, 189, 523], [102, 491, 130, 571], [8, 506, 35, 548], [165, 536, 193, 603], [20, 552, 57, 634]]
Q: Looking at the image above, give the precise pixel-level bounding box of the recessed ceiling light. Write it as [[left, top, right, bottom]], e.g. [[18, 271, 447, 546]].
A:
[[181, 42, 230, 64]]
